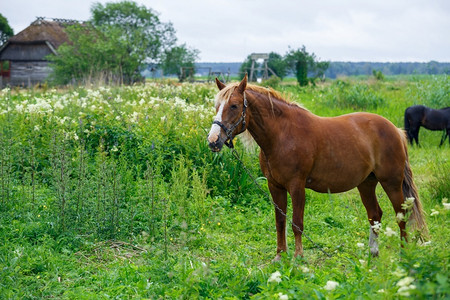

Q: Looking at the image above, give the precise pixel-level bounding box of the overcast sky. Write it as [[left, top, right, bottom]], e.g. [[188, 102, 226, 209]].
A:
[[2, 0, 449, 62]]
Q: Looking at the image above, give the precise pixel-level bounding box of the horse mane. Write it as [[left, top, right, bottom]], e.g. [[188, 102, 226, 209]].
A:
[[215, 82, 301, 108], [214, 82, 304, 151]]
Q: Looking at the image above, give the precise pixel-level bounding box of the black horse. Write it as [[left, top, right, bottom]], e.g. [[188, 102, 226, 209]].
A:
[[404, 105, 450, 146]]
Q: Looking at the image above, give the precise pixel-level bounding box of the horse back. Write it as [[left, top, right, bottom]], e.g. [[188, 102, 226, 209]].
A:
[[304, 112, 406, 192], [423, 107, 450, 130]]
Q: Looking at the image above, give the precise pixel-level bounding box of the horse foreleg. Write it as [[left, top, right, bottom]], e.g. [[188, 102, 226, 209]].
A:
[[268, 182, 288, 261], [289, 183, 306, 258]]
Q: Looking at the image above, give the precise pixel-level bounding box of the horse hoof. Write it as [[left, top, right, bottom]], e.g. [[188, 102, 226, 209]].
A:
[[272, 254, 282, 262]]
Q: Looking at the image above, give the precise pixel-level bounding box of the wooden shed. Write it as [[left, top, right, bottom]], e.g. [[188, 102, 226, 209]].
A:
[[0, 17, 76, 87]]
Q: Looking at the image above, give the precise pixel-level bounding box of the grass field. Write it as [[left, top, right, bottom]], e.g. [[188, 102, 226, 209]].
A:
[[0, 75, 449, 299]]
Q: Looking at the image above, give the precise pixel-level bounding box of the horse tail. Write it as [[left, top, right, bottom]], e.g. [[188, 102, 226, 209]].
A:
[[400, 131, 429, 238], [404, 108, 410, 132]]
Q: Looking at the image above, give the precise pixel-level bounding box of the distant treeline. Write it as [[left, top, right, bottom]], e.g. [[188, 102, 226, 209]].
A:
[[326, 61, 450, 78], [194, 61, 450, 78]]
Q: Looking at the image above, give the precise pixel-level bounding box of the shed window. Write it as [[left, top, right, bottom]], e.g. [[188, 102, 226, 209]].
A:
[[1, 60, 10, 77]]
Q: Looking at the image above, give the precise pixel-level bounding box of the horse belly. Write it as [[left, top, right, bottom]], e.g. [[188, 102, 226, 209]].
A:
[[305, 170, 368, 193], [305, 150, 373, 193]]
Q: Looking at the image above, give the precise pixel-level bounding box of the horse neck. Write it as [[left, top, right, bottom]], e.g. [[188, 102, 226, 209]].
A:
[[246, 90, 309, 152]]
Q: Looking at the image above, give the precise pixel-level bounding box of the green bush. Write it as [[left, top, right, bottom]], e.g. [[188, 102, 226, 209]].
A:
[[262, 75, 281, 89], [428, 159, 450, 201], [406, 75, 450, 107], [321, 80, 385, 109]]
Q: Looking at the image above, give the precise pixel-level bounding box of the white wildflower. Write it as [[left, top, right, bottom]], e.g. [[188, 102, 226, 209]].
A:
[[397, 285, 416, 297], [443, 199, 450, 210], [16, 104, 24, 112], [371, 221, 382, 234], [278, 293, 288, 300], [430, 209, 439, 216], [396, 277, 416, 296], [402, 197, 415, 210], [34, 125, 40, 131], [53, 100, 64, 110], [300, 266, 310, 273], [392, 267, 407, 277], [397, 276, 414, 287], [161, 116, 167, 122], [377, 289, 385, 293], [1, 87, 10, 94], [115, 95, 123, 103], [396, 212, 405, 222], [356, 242, 364, 248], [384, 226, 397, 237], [324, 280, 339, 291], [130, 111, 140, 123], [268, 271, 282, 283], [111, 145, 119, 152]]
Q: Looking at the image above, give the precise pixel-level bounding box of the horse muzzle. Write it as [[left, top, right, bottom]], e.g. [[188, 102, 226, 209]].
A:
[[208, 140, 224, 152]]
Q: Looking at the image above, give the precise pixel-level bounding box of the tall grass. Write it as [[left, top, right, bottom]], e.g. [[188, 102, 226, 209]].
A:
[[0, 77, 449, 298]]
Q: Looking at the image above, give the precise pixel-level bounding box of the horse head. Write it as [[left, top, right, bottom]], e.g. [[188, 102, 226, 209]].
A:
[[207, 74, 249, 151]]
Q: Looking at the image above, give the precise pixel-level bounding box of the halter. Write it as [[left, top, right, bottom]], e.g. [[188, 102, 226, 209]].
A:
[[212, 92, 248, 148]]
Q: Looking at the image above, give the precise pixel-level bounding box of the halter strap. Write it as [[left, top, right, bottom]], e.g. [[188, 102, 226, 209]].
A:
[[212, 92, 248, 148]]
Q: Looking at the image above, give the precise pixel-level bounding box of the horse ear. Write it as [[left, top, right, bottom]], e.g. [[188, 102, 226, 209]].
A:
[[237, 73, 247, 94], [215, 78, 226, 90]]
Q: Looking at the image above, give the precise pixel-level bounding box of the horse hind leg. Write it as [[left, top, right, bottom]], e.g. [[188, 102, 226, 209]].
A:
[[439, 130, 445, 147], [440, 129, 449, 147], [413, 126, 420, 146], [379, 179, 407, 242], [357, 174, 383, 257]]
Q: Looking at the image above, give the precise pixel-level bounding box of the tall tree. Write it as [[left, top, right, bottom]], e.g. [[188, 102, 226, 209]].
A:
[[48, 24, 126, 84], [0, 14, 14, 46], [160, 44, 199, 81], [90, 1, 177, 82], [285, 46, 329, 86], [49, 1, 183, 84], [91, 1, 176, 63], [267, 52, 287, 79]]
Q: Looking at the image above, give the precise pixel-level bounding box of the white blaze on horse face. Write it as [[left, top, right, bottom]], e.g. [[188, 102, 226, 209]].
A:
[[208, 102, 225, 143]]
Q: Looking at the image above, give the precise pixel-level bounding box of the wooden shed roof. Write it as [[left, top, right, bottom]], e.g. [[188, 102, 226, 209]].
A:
[[7, 18, 73, 49]]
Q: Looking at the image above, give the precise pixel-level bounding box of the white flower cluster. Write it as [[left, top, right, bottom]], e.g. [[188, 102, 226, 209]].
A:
[[396, 276, 416, 296], [324, 280, 339, 291], [371, 221, 382, 234], [268, 271, 282, 283], [2, 84, 214, 125]]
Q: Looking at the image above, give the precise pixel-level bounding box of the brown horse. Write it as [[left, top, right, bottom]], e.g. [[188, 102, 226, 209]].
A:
[[207, 75, 428, 260]]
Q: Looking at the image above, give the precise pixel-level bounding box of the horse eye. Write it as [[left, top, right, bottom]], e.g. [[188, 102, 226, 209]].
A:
[[230, 105, 238, 110]]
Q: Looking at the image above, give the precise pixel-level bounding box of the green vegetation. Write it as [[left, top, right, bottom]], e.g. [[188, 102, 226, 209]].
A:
[[48, 1, 197, 85], [0, 75, 449, 298], [0, 13, 14, 46], [239, 47, 329, 86]]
